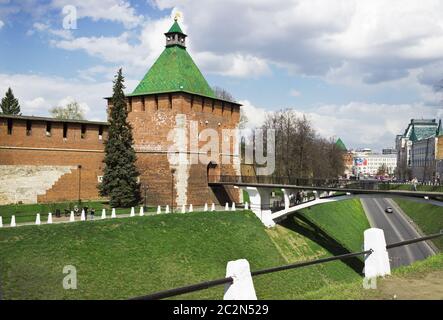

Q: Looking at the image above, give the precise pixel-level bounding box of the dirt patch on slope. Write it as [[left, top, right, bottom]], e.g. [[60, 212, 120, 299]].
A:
[[371, 271, 443, 300]]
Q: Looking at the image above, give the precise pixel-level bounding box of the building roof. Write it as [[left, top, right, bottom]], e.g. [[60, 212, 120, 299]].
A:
[[409, 126, 418, 142], [403, 119, 438, 141], [335, 138, 347, 151], [166, 20, 184, 34], [131, 21, 216, 99], [0, 114, 109, 126]]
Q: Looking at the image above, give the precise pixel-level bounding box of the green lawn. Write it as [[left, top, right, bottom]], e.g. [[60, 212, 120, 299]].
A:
[[296, 199, 370, 253], [296, 253, 443, 300], [379, 184, 443, 192], [0, 210, 365, 300], [393, 198, 443, 250], [0, 201, 156, 225]]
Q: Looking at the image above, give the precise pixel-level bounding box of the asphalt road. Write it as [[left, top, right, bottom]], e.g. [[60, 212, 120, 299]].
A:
[[360, 197, 435, 269]]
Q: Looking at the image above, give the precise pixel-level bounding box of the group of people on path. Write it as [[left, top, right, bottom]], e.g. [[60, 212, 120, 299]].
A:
[[56, 206, 96, 220]]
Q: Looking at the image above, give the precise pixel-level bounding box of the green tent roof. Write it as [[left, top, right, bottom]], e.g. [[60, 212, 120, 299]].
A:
[[167, 20, 184, 34], [131, 45, 215, 97], [409, 126, 418, 142], [407, 124, 436, 141], [404, 119, 438, 141], [335, 138, 347, 151]]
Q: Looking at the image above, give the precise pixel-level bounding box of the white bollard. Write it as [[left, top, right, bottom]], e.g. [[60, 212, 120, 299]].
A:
[[70, 211, 75, 222], [0, 216, 2, 228], [139, 206, 144, 217], [364, 228, 391, 279], [189, 204, 193, 213], [101, 208, 106, 219], [181, 204, 186, 214], [223, 259, 257, 300], [245, 202, 249, 210], [111, 208, 116, 218], [211, 203, 216, 212], [81, 209, 85, 221], [10, 215, 16, 227], [47, 212, 53, 224], [225, 203, 229, 211], [157, 206, 161, 214], [165, 205, 170, 214], [35, 213, 41, 225], [231, 203, 236, 211], [130, 207, 135, 217], [204, 203, 208, 212]]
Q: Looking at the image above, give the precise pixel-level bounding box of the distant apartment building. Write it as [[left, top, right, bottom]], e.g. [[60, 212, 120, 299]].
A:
[[396, 119, 443, 182], [382, 148, 397, 155], [352, 152, 397, 177]]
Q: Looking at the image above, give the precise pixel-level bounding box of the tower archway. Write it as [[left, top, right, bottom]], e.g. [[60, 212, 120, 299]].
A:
[[207, 161, 220, 183]]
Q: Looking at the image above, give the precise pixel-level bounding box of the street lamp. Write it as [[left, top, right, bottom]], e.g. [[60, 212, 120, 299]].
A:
[[143, 184, 148, 210], [77, 165, 82, 204], [171, 168, 176, 213]]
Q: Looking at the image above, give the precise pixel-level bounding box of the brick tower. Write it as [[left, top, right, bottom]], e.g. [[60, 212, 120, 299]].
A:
[[107, 18, 242, 207]]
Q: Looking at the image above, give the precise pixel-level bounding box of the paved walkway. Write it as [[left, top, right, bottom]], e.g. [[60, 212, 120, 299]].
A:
[[0, 204, 232, 229]]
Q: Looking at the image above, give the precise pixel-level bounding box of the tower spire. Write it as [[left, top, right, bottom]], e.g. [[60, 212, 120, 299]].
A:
[[165, 18, 187, 48]]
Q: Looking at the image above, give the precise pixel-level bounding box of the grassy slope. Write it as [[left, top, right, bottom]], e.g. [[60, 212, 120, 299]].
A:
[[0, 210, 364, 300], [0, 201, 155, 224], [380, 184, 443, 192], [298, 253, 443, 300], [297, 199, 370, 253], [393, 198, 443, 250]]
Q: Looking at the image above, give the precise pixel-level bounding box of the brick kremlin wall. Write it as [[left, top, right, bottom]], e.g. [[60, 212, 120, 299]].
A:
[[0, 91, 242, 206], [0, 115, 107, 204]]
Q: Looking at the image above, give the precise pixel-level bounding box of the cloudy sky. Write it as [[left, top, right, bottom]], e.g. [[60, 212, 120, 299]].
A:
[[1, 0, 443, 151]]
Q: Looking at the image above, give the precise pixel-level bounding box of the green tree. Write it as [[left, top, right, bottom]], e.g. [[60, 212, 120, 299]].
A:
[[377, 164, 388, 176], [99, 69, 141, 207], [1, 87, 21, 115], [50, 101, 85, 120]]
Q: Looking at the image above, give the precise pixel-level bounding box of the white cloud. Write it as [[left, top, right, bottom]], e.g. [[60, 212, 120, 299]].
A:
[[236, 99, 443, 151], [0, 73, 121, 121], [24, 97, 46, 111], [289, 89, 301, 97], [56, 96, 90, 114], [48, 9, 271, 79], [8, 0, 443, 85], [195, 52, 270, 78], [303, 102, 443, 150], [28, 22, 73, 39], [152, 0, 443, 87], [237, 100, 269, 129], [0, 20, 4, 29], [50, 0, 143, 28], [53, 33, 135, 65]]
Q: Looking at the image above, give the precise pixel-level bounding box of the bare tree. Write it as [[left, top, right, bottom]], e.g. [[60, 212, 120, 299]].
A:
[[50, 101, 85, 120], [213, 86, 236, 102], [261, 109, 344, 181], [239, 108, 249, 129]]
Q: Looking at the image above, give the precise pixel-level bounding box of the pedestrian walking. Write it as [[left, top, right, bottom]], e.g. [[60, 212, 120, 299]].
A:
[[412, 177, 418, 191]]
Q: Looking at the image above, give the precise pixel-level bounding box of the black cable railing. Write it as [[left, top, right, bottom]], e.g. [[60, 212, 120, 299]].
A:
[[385, 232, 443, 249], [130, 249, 372, 301], [130, 232, 443, 300]]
